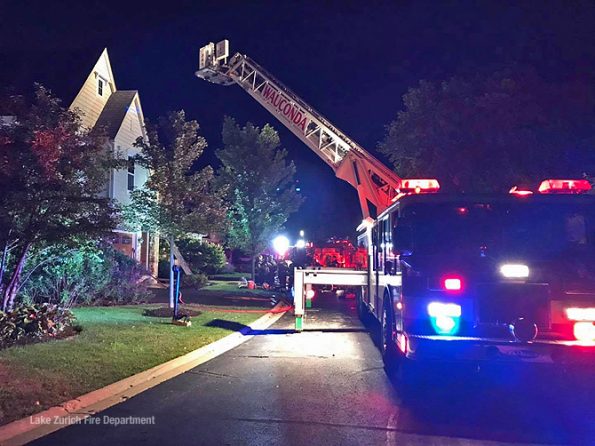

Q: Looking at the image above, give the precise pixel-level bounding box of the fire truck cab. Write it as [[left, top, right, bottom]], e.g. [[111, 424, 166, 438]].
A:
[[359, 179, 595, 370]]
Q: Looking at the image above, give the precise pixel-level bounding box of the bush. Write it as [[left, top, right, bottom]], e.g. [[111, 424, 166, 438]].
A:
[[98, 248, 151, 305], [181, 273, 209, 289], [20, 243, 149, 307], [0, 303, 76, 348], [20, 244, 110, 307], [176, 238, 226, 275]]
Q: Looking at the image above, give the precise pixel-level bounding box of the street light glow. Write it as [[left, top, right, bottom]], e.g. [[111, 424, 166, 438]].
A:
[[272, 235, 290, 255], [296, 239, 306, 249]]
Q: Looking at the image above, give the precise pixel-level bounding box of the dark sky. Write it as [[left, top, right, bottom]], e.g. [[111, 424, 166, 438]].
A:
[[2, 0, 595, 242]]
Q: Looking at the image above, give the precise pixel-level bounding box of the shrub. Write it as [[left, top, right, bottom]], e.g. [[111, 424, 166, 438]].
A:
[[0, 303, 76, 348], [19, 243, 149, 307], [181, 273, 208, 289], [20, 244, 110, 307], [176, 238, 226, 275], [98, 248, 151, 305]]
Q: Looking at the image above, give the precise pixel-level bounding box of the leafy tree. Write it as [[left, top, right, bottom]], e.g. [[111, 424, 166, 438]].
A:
[[123, 111, 226, 307], [217, 117, 303, 279], [0, 86, 119, 311], [379, 69, 595, 192]]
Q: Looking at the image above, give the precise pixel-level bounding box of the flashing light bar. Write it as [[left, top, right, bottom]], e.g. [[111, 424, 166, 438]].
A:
[[566, 307, 595, 322], [399, 179, 440, 194], [500, 264, 530, 279], [509, 186, 533, 196], [509, 179, 592, 195], [538, 179, 591, 194]]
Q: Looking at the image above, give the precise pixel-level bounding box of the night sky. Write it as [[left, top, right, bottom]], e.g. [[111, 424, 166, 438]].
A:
[[2, 0, 595, 242]]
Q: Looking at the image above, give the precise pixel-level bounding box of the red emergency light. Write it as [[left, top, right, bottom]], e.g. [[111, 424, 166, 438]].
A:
[[509, 186, 533, 196], [442, 276, 463, 291], [538, 179, 591, 194], [399, 179, 440, 194]]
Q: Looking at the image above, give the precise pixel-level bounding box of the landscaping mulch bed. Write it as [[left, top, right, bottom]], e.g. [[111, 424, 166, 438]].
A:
[[143, 306, 202, 318], [0, 325, 81, 351]]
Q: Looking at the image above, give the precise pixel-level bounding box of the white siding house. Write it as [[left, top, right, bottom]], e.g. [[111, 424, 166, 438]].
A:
[[69, 49, 158, 275]]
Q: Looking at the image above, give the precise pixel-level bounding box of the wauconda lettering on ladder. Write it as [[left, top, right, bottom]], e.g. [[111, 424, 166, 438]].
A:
[[260, 84, 309, 132]]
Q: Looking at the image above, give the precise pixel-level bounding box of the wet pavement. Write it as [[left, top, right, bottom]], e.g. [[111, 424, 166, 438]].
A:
[[32, 291, 595, 445]]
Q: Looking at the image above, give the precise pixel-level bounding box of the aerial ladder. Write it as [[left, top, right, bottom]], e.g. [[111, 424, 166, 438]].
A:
[[195, 40, 398, 329], [195, 40, 402, 225]]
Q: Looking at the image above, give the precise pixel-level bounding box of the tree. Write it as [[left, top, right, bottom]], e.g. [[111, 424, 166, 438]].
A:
[[123, 111, 226, 307], [379, 69, 595, 192], [0, 86, 119, 311], [217, 117, 303, 279]]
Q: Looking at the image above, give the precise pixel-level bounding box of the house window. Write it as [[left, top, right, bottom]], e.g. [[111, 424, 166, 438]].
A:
[[127, 156, 135, 191], [97, 78, 103, 96]]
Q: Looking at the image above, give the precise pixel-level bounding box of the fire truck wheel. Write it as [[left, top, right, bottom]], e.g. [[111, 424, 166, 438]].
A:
[[381, 301, 399, 367]]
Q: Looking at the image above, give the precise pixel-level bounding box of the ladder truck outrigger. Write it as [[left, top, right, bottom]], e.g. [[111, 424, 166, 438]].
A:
[[196, 40, 595, 377]]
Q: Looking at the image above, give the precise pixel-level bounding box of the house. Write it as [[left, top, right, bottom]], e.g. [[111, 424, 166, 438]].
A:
[[0, 48, 159, 275]]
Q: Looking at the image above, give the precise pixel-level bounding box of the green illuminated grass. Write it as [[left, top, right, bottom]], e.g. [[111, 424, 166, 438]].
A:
[[201, 280, 280, 297], [208, 272, 250, 281], [0, 305, 264, 426]]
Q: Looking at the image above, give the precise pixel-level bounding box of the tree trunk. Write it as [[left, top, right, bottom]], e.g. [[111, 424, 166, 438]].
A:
[[251, 255, 256, 282], [2, 242, 31, 312], [169, 235, 175, 309], [0, 239, 10, 303]]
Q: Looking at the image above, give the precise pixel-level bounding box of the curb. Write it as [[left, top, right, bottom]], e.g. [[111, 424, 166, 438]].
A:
[[0, 302, 289, 446]]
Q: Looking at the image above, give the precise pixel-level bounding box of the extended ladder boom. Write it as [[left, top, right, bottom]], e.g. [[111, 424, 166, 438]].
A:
[[195, 40, 401, 221]]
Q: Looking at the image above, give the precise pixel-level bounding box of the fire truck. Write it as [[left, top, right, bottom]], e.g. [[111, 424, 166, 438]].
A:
[[195, 40, 595, 372], [309, 238, 367, 270]]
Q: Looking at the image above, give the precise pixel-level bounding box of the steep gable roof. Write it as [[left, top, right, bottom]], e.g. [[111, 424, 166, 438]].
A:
[[69, 48, 117, 130], [93, 90, 139, 138], [1, 46, 146, 141], [0, 47, 107, 104]]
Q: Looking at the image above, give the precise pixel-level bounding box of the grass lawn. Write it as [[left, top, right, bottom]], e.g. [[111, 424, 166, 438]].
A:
[[0, 305, 265, 426], [201, 280, 281, 297], [208, 272, 250, 281]]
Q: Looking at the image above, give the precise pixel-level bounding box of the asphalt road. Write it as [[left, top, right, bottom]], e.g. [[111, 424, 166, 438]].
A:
[[33, 292, 595, 446]]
